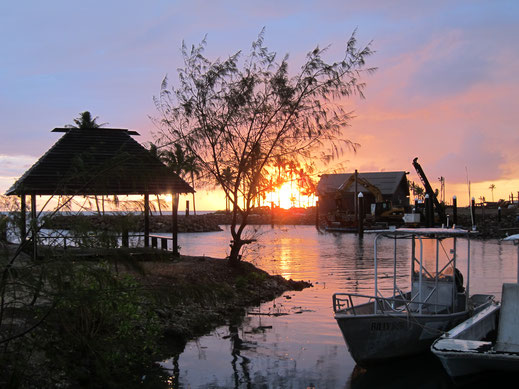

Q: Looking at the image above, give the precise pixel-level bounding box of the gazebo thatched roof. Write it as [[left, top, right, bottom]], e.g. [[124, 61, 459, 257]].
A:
[[6, 127, 194, 196]]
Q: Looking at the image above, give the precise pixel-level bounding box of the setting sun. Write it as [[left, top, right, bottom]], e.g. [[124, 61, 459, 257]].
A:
[[264, 180, 316, 209]]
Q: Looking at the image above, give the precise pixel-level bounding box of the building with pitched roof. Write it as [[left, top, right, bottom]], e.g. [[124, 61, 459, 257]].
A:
[[316, 171, 410, 215]]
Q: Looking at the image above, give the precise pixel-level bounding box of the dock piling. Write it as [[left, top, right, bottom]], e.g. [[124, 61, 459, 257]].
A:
[[471, 197, 476, 229], [358, 192, 364, 238], [425, 194, 431, 227], [452, 196, 457, 226]]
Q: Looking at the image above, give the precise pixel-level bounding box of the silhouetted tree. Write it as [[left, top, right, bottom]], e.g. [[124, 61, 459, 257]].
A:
[[162, 144, 201, 214], [146, 142, 168, 215], [221, 167, 235, 212], [154, 29, 374, 265], [69, 111, 106, 129], [409, 180, 425, 200], [68, 111, 107, 214], [489, 184, 496, 202]]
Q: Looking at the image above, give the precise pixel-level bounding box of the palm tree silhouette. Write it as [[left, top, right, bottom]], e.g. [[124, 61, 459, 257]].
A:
[[68, 111, 107, 214], [221, 167, 235, 212], [163, 144, 201, 214], [489, 184, 496, 202], [146, 142, 168, 216], [70, 111, 107, 129]]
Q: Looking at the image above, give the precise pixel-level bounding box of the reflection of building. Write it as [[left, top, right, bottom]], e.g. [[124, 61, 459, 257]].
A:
[[316, 171, 410, 214]]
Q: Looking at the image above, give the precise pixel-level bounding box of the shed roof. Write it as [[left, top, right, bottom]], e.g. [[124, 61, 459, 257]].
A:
[[316, 171, 408, 196], [6, 127, 194, 196]]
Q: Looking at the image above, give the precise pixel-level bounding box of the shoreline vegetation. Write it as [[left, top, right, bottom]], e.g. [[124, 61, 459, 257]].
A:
[[0, 240, 311, 387]]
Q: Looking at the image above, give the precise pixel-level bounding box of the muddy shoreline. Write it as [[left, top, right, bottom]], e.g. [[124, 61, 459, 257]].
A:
[[128, 252, 312, 346]]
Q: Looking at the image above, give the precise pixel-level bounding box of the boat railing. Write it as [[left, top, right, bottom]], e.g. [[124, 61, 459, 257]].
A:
[[333, 292, 450, 315]]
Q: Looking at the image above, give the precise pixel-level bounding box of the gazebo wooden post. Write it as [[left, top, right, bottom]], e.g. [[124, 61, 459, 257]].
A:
[[20, 194, 26, 242], [144, 193, 150, 248], [30, 194, 37, 260], [172, 193, 179, 257]]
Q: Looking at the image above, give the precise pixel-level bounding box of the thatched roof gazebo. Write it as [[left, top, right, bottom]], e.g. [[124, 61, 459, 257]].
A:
[[6, 127, 194, 257]]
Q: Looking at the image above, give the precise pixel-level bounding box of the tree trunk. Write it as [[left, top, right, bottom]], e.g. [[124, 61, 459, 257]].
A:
[[95, 195, 101, 215], [228, 207, 254, 266], [228, 239, 243, 267], [228, 204, 243, 266], [191, 172, 196, 215], [156, 195, 163, 216]]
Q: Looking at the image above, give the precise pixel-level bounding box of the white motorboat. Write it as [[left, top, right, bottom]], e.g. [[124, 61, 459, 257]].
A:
[[431, 234, 519, 377], [332, 228, 494, 367]]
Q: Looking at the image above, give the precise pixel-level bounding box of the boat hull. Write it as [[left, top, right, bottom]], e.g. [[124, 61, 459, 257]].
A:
[[335, 310, 471, 367], [432, 292, 519, 377], [434, 346, 519, 377]]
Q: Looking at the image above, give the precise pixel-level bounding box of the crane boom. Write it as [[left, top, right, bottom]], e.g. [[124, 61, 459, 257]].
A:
[[412, 157, 446, 224], [336, 174, 384, 202]]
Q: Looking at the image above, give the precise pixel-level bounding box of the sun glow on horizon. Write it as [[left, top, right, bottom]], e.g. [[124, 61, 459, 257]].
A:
[[263, 180, 316, 210]]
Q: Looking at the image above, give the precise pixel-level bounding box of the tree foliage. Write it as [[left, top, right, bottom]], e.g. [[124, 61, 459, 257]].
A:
[[153, 29, 374, 265], [69, 111, 106, 129], [409, 180, 425, 200]]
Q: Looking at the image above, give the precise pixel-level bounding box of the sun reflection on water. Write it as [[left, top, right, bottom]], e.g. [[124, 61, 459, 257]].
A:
[[157, 226, 519, 388]]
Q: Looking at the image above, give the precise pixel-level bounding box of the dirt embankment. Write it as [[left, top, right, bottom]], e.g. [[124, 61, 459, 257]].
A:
[[123, 252, 312, 345]]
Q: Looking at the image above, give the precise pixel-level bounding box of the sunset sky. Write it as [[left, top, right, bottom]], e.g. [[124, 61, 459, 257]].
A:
[[1, 1, 518, 210]]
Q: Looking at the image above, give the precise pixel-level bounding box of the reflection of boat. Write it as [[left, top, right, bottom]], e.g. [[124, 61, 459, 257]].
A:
[[431, 234, 519, 377], [332, 228, 494, 367], [349, 353, 453, 389]]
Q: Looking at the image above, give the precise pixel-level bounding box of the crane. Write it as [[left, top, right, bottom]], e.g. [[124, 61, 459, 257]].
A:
[[336, 174, 384, 202], [412, 157, 446, 224]]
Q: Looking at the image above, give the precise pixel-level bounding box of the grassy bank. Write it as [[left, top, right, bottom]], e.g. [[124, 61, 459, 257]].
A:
[[0, 244, 311, 388], [132, 253, 311, 343]]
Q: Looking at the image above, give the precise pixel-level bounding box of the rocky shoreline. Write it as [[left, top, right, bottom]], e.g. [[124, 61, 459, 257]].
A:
[[34, 205, 519, 240], [442, 206, 519, 239], [42, 208, 319, 233]]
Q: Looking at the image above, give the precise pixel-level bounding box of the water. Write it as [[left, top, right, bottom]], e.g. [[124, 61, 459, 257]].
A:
[[158, 226, 519, 388]]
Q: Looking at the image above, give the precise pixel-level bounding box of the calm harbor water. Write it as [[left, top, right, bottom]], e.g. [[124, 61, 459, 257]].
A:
[[158, 225, 518, 388]]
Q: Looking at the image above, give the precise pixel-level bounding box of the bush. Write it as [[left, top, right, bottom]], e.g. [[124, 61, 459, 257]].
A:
[[48, 262, 160, 386], [0, 260, 162, 388]]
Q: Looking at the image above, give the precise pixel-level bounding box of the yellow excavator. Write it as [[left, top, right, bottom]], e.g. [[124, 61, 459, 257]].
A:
[[334, 174, 405, 221]]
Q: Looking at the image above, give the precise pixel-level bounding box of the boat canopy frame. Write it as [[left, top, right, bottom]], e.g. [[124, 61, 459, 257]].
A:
[[333, 228, 472, 316]]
